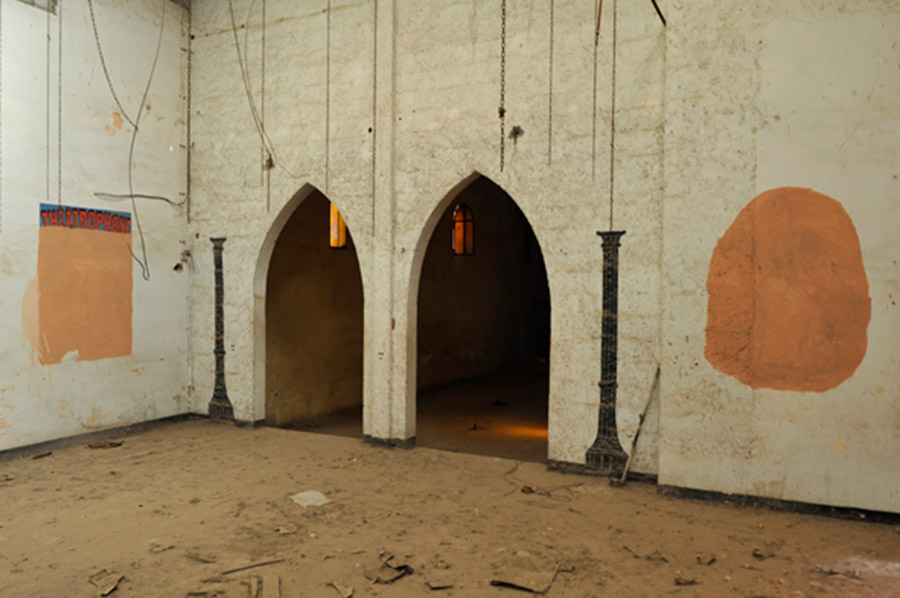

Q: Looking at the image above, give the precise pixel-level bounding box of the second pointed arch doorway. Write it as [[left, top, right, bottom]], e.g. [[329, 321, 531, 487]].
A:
[[265, 189, 363, 437], [416, 176, 550, 462]]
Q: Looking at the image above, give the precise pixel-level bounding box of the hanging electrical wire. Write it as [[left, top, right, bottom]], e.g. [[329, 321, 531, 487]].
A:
[[87, 0, 138, 130], [125, 1, 167, 281], [227, 0, 300, 178], [608, 0, 618, 230], [57, 0, 62, 206], [94, 192, 185, 207]]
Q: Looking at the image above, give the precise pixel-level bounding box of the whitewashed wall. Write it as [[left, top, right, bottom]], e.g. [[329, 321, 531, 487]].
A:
[[0, 0, 190, 450], [660, 0, 900, 512], [188, 0, 665, 472]]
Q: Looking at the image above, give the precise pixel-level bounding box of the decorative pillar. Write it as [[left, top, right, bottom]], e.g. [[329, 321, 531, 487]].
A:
[[208, 237, 234, 420], [585, 230, 628, 475]]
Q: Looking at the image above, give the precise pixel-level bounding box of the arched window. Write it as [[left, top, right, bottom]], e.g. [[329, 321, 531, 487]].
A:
[[451, 203, 474, 256], [329, 202, 347, 249]]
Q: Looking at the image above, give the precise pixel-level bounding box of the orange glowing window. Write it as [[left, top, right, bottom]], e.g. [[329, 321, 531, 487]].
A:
[[329, 202, 347, 249], [451, 203, 474, 256]]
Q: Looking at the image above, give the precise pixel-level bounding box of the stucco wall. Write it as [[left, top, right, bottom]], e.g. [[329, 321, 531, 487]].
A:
[[0, 0, 190, 450], [660, 1, 900, 512], [189, 0, 665, 475], [189, 0, 897, 512]]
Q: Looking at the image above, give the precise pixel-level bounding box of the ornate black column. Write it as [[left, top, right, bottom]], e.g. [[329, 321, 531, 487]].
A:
[[586, 230, 628, 475], [208, 237, 234, 420]]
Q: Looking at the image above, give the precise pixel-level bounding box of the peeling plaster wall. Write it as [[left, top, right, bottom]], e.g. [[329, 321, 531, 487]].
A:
[[660, 1, 900, 513], [189, 0, 666, 474], [0, 0, 190, 450]]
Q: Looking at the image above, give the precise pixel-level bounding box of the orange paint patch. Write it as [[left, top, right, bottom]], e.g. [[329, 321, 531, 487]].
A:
[[705, 187, 870, 392], [36, 227, 133, 365], [112, 112, 124, 129], [105, 126, 117, 136]]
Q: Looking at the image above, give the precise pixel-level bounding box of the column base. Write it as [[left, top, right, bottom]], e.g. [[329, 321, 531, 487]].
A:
[[585, 436, 628, 477], [208, 399, 234, 421]]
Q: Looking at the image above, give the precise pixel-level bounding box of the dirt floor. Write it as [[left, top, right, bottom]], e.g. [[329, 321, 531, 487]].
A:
[[1, 420, 898, 598], [290, 368, 549, 463]]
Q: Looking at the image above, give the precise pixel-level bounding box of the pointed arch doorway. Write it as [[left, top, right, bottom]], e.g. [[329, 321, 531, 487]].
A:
[[415, 176, 550, 462], [265, 189, 364, 436]]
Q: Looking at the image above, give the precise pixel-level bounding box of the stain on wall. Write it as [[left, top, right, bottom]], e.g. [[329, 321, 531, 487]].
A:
[[28, 204, 134, 365], [705, 187, 870, 391]]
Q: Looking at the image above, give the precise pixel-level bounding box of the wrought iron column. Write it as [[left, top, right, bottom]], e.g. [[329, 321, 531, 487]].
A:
[[208, 237, 234, 420], [586, 230, 628, 475]]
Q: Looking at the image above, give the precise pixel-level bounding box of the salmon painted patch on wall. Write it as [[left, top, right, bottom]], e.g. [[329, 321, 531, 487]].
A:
[[705, 188, 870, 392], [26, 204, 133, 365]]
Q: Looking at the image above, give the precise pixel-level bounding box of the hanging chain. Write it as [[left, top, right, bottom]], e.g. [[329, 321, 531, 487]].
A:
[[499, 0, 507, 172]]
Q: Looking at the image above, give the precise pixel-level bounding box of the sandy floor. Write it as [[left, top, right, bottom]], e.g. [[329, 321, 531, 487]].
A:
[[0, 420, 897, 598]]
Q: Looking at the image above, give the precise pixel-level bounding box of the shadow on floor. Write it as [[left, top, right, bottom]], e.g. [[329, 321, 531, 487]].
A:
[[279, 366, 549, 463]]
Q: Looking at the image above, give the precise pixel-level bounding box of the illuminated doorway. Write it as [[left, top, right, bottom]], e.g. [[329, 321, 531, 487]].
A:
[[416, 176, 550, 462], [265, 190, 363, 436]]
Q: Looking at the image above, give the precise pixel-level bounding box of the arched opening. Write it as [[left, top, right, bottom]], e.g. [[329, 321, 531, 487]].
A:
[[265, 189, 364, 436], [416, 176, 550, 462]]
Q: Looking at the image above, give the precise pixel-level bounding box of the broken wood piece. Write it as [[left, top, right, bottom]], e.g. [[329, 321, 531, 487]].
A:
[[32, 451, 52, 460], [328, 580, 354, 597], [674, 576, 698, 586], [261, 574, 280, 598], [149, 543, 175, 554], [221, 559, 285, 576]]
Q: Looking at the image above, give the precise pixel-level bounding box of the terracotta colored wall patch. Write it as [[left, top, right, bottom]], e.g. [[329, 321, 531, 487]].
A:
[[705, 188, 870, 392], [29, 204, 133, 365]]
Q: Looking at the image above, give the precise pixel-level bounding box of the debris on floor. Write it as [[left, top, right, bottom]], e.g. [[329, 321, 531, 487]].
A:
[[424, 572, 454, 590], [289, 490, 330, 508], [186, 551, 218, 564], [489, 554, 558, 593], [88, 441, 124, 449], [149, 542, 174, 554], [752, 547, 775, 560], [364, 553, 414, 584], [220, 559, 285, 576], [328, 580, 354, 597], [273, 524, 297, 535], [32, 451, 52, 460], [674, 576, 698, 586], [696, 553, 716, 566], [88, 569, 124, 596]]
